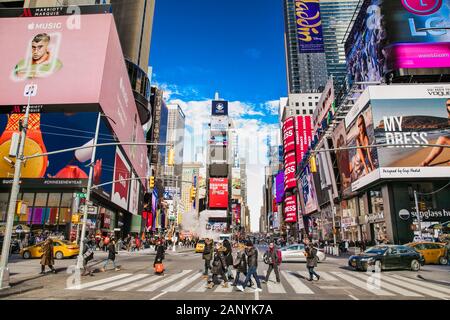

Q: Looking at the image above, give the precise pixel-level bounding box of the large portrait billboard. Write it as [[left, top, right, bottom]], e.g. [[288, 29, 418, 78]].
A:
[[294, 0, 324, 53], [345, 84, 450, 191], [284, 195, 298, 223], [345, 0, 450, 83], [209, 178, 229, 209], [0, 14, 147, 180], [300, 165, 319, 214]]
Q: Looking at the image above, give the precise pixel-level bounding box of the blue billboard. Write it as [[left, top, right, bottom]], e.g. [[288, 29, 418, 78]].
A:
[[295, 0, 325, 53], [212, 100, 228, 116]]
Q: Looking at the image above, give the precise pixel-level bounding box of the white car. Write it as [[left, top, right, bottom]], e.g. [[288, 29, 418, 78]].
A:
[[280, 244, 326, 262]]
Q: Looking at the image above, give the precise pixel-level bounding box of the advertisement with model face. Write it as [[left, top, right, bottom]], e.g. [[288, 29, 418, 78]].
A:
[[300, 165, 319, 214], [331, 121, 352, 194], [345, 84, 450, 191], [0, 14, 148, 181], [345, 0, 450, 83]]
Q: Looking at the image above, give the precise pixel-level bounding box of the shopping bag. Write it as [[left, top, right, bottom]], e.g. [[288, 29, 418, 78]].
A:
[[154, 263, 164, 274]]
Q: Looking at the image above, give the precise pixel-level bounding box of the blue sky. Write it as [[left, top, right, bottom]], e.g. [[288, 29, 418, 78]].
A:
[[149, 0, 287, 231]]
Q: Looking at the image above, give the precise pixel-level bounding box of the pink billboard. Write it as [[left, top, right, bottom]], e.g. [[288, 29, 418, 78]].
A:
[[284, 195, 297, 223], [284, 151, 296, 191], [0, 14, 147, 181], [295, 116, 313, 165]]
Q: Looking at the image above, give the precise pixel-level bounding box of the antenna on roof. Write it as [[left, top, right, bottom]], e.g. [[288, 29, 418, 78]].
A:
[[214, 92, 220, 100]]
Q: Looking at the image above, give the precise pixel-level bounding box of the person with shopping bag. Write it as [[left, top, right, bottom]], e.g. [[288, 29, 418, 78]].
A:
[[154, 239, 165, 275]]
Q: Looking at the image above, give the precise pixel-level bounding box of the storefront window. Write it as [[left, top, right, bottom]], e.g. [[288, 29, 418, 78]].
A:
[[20, 193, 35, 223], [34, 193, 48, 206], [46, 193, 61, 225], [0, 193, 8, 222], [369, 189, 383, 215]]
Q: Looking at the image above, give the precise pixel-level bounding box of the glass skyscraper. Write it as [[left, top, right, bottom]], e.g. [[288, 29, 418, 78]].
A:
[[319, 0, 361, 90], [283, 0, 361, 94]]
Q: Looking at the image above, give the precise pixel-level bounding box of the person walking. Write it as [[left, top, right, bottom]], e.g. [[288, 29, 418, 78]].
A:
[[232, 247, 253, 287], [82, 235, 95, 276], [222, 239, 234, 281], [262, 242, 281, 284], [236, 241, 262, 292], [207, 243, 228, 289], [305, 241, 320, 281], [202, 238, 213, 278], [153, 239, 165, 274], [40, 238, 56, 274], [100, 238, 120, 272]]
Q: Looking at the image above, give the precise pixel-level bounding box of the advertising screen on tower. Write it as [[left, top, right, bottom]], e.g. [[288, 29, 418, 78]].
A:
[[294, 115, 313, 165], [212, 101, 228, 116], [345, 0, 450, 83], [284, 195, 298, 223], [294, 0, 325, 53], [283, 117, 295, 154], [275, 172, 285, 203], [0, 14, 148, 181], [300, 165, 319, 214], [345, 84, 450, 191], [209, 178, 229, 209], [284, 151, 297, 191]]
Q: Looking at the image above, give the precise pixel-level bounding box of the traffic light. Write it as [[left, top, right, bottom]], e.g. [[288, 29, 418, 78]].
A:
[[190, 187, 196, 200], [168, 148, 175, 166], [419, 201, 426, 212], [309, 155, 317, 173], [148, 176, 155, 189]]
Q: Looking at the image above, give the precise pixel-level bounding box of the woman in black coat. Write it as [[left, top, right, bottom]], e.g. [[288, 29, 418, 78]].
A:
[[222, 239, 234, 280], [207, 245, 228, 289]]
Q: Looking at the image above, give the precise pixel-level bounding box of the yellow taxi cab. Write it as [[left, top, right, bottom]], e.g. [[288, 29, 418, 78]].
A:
[[20, 239, 80, 260], [406, 242, 448, 265], [195, 239, 206, 253]]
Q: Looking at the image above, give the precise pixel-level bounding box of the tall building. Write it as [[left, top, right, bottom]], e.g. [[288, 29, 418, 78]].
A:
[[279, 93, 322, 123], [319, 0, 361, 89], [164, 104, 185, 191], [283, 0, 328, 93], [181, 163, 202, 218]]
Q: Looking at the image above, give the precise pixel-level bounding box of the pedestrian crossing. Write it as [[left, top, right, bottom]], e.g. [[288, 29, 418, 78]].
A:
[[65, 268, 450, 299]]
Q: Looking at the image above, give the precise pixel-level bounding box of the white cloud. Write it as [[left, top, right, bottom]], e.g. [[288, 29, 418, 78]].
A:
[[264, 100, 280, 116]]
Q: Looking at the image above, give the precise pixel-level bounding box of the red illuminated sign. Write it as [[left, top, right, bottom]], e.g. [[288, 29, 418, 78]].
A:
[[284, 195, 297, 223], [209, 178, 228, 208]]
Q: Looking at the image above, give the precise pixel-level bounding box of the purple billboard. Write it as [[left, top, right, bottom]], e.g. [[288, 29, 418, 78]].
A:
[[275, 172, 285, 204], [294, 0, 325, 53]]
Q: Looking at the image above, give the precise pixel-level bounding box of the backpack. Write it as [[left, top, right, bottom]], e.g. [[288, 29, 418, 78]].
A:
[[276, 249, 282, 264]]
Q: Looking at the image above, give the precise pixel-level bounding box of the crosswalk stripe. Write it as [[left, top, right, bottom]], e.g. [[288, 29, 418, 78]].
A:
[[380, 274, 449, 299], [67, 273, 132, 290], [138, 270, 192, 292], [387, 274, 450, 295], [350, 272, 423, 297], [114, 275, 160, 292], [164, 272, 203, 292], [88, 274, 149, 291], [214, 282, 234, 292], [267, 281, 286, 294], [188, 277, 208, 292], [281, 271, 314, 294], [331, 272, 394, 296]]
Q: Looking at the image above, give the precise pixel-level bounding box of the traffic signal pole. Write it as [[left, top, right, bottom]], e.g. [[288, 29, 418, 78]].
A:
[[0, 86, 33, 290]]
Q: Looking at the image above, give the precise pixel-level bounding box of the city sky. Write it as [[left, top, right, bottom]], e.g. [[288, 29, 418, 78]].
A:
[[150, 0, 287, 231]]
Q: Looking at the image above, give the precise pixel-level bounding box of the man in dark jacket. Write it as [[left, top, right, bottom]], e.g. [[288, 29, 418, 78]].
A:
[[222, 239, 234, 281], [100, 238, 119, 272], [82, 236, 95, 276], [236, 241, 261, 292], [202, 238, 213, 278], [207, 244, 228, 289], [262, 242, 281, 283], [305, 242, 320, 281]]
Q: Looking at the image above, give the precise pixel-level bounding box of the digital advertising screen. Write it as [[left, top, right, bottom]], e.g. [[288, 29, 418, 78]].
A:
[[209, 178, 229, 209]]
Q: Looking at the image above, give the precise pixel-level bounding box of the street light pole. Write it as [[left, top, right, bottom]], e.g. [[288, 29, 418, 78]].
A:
[[0, 85, 33, 290], [76, 112, 101, 270], [414, 190, 423, 241]]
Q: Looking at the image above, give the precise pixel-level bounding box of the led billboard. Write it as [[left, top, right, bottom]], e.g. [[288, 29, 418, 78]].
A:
[[294, 115, 313, 165], [284, 195, 298, 223], [284, 151, 296, 191], [283, 117, 295, 154], [209, 178, 229, 209], [345, 84, 450, 191], [345, 0, 450, 83], [212, 101, 228, 116], [0, 14, 148, 180], [300, 165, 319, 214], [275, 171, 285, 203]]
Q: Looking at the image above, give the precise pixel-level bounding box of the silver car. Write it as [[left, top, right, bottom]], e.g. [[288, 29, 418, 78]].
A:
[[280, 244, 326, 262]]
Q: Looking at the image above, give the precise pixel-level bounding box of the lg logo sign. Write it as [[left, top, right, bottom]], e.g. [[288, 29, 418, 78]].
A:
[[402, 0, 442, 16]]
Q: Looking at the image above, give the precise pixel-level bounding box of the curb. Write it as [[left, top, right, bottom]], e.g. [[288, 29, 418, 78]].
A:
[[0, 285, 44, 299]]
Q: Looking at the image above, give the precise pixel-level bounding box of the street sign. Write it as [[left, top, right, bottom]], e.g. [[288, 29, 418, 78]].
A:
[[24, 84, 37, 97], [76, 192, 87, 199], [79, 205, 98, 215]]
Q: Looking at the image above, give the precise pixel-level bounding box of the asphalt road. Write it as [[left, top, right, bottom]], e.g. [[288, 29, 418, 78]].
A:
[[1, 245, 449, 300]]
